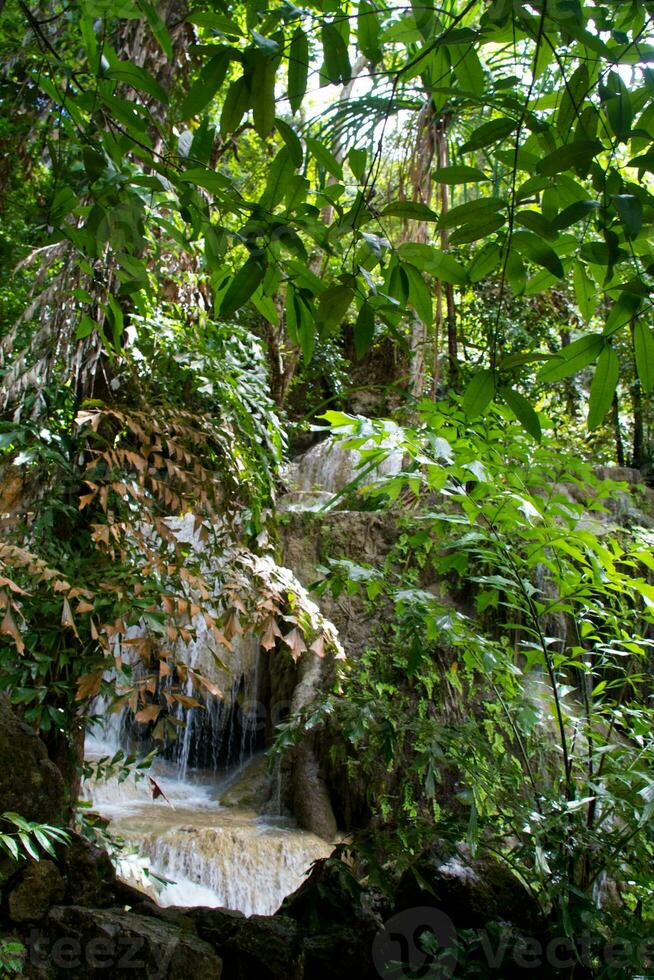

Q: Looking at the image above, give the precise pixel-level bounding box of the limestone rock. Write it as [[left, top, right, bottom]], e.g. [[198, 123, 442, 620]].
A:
[[8, 861, 65, 923], [59, 833, 117, 909], [394, 844, 543, 935], [40, 906, 222, 979], [186, 906, 246, 947], [219, 755, 272, 811], [220, 913, 303, 980], [0, 696, 65, 824], [278, 856, 373, 934]]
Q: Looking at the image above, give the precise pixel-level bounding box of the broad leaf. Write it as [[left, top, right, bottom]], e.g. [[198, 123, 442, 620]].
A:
[[462, 369, 495, 418], [588, 345, 618, 429], [288, 29, 309, 115], [180, 50, 230, 118], [219, 257, 266, 317], [380, 201, 438, 221], [500, 387, 541, 441], [633, 320, 654, 394], [433, 165, 489, 184], [306, 138, 343, 179], [538, 334, 604, 383]]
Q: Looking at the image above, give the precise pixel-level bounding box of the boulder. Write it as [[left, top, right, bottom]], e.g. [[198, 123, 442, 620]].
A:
[[394, 844, 543, 935], [59, 833, 116, 909], [7, 861, 65, 923], [278, 856, 376, 935], [0, 696, 65, 824], [36, 905, 222, 979], [219, 913, 303, 980], [302, 927, 375, 980], [185, 906, 246, 947], [219, 755, 272, 811]]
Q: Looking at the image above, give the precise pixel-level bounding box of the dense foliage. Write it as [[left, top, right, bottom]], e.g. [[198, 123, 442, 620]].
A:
[[305, 407, 654, 970], [1, 0, 654, 975]]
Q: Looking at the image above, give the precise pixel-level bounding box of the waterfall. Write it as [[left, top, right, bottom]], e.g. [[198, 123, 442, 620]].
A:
[[282, 427, 404, 511], [84, 621, 329, 914], [84, 458, 348, 915]]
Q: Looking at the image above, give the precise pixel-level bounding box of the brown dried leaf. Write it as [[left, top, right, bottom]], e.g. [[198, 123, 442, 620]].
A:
[[76, 672, 102, 701], [1, 607, 24, 653], [135, 704, 161, 724], [283, 627, 307, 661]]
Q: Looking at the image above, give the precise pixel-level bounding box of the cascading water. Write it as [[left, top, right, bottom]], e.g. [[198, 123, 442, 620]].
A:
[[282, 426, 404, 511], [84, 663, 332, 915], [84, 454, 349, 915], [84, 611, 334, 914]]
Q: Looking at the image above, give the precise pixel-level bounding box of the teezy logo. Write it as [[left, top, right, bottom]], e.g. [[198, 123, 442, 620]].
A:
[[372, 906, 458, 980]]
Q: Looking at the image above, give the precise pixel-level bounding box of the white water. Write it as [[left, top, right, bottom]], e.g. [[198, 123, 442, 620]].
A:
[[83, 448, 349, 915], [84, 732, 332, 915], [283, 428, 404, 511]]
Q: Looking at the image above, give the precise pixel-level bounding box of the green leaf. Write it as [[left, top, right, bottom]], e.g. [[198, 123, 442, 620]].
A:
[[603, 294, 640, 336], [511, 231, 564, 278], [633, 320, 654, 394], [500, 387, 541, 441], [137, 0, 173, 59], [0, 834, 19, 861], [251, 51, 277, 138], [354, 302, 375, 358], [75, 314, 96, 340], [188, 11, 243, 34], [462, 369, 495, 418], [627, 152, 654, 174], [18, 832, 39, 861], [380, 201, 438, 221], [572, 261, 597, 321], [306, 138, 343, 179], [555, 64, 588, 136], [449, 212, 505, 245], [322, 23, 351, 84], [432, 252, 468, 285], [106, 62, 168, 104], [588, 345, 618, 429], [460, 117, 516, 153], [260, 147, 294, 210], [404, 263, 433, 326], [180, 49, 230, 119], [439, 198, 505, 231], [433, 165, 489, 184], [219, 257, 266, 317], [552, 199, 599, 231], [251, 31, 281, 55], [453, 47, 484, 98], [538, 335, 604, 382], [397, 244, 467, 284], [275, 118, 303, 167], [348, 147, 367, 181], [288, 28, 309, 115], [612, 194, 642, 238], [317, 284, 354, 337], [536, 140, 602, 176], [220, 76, 249, 135], [605, 92, 632, 141], [286, 285, 315, 362], [515, 210, 555, 240], [179, 168, 230, 194], [358, 0, 382, 62], [468, 243, 501, 282]]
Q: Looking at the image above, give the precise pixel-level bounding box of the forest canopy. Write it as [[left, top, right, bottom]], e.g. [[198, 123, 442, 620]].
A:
[[0, 0, 653, 453]]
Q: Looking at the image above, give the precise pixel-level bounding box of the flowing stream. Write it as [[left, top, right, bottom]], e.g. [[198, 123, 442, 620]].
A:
[[84, 722, 332, 915], [83, 435, 380, 914]]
